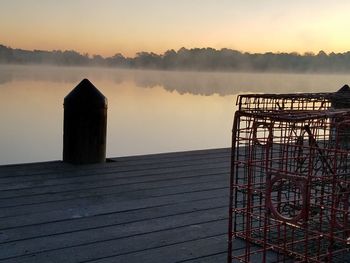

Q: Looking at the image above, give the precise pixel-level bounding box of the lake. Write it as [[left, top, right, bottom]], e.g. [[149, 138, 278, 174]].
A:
[[1, 64, 350, 165]]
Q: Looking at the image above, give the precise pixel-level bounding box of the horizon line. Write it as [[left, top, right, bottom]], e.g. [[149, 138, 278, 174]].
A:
[[1, 43, 347, 59]]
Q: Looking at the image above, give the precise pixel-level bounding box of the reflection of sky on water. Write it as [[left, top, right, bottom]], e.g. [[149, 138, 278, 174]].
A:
[[0, 64, 349, 165], [0, 65, 236, 164], [1, 65, 349, 96]]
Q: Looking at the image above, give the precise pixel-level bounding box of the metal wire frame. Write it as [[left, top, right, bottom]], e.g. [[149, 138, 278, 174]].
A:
[[228, 110, 350, 263], [237, 93, 333, 113]]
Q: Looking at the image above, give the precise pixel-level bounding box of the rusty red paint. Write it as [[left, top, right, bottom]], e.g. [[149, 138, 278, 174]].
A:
[[228, 94, 350, 262]]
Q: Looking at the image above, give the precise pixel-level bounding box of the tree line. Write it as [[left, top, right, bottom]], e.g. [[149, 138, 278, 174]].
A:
[[2, 44, 350, 72]]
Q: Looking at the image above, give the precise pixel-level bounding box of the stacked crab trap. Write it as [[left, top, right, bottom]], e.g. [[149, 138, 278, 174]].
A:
[[228, 90, 350, 262]]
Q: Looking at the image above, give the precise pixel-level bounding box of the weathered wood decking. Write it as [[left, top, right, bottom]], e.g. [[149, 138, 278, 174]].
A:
[[0, 148, 231, 263]]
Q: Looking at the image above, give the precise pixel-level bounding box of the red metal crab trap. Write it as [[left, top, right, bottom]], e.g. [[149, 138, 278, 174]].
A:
[[237, 93, 332, 113], [228, 92, 350, 263]]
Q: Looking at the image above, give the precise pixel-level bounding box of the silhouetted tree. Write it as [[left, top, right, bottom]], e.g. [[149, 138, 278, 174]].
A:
[[2, 44, 350, 73]]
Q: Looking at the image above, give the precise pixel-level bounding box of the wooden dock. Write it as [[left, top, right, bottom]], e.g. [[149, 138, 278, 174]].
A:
[[0, 148, 231, 263]]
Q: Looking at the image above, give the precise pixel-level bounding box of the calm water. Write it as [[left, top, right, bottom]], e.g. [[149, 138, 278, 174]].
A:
[[1, 65, 350, 165]]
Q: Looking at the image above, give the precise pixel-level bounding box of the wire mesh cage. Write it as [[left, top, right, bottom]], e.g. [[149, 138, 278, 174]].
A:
[[237, 93, 333, 113], [228, 108, 350, 262]]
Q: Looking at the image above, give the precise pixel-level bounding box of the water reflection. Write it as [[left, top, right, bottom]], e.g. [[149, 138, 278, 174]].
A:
[[1, 65, 350, 96], [0, 65, 125, 86], [0, 65, 350, 165]]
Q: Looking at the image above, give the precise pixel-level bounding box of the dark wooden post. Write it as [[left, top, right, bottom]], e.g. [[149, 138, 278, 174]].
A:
[[331, 84, 350, 150], [63, 79, 107, 164], [331, 84, 350, 109]]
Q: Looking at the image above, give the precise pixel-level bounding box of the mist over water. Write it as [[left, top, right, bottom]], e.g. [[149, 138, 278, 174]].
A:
[[0, 65, 349, 165]]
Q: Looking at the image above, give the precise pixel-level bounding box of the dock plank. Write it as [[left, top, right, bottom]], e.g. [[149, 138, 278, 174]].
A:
[[0, 148, 230, 177], [0, 207, 227, 259], [0, 148, 231, 263], [1, 220, 226, 263], [0, 174, 227, 208], [0, 197, 227, 243], [0, 154, 229, 186]]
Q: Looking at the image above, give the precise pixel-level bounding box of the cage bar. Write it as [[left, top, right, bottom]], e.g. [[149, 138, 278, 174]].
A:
[[228, 108, 350, 262], [237, 93, 332, 113]]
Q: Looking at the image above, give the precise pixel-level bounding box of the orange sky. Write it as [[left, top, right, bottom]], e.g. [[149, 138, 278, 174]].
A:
[[1, 0, 350, 57]]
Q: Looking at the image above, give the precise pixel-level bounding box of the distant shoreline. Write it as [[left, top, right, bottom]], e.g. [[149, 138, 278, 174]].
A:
[[2, 63, 350, 76], [1, 44, 350, 73]]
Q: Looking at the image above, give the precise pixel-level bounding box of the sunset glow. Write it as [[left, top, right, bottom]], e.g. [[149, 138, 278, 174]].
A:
[[1, 0, 350, 56]]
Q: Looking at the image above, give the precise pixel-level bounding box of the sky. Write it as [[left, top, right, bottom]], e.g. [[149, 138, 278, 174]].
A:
[[1, 0, 350, 57]]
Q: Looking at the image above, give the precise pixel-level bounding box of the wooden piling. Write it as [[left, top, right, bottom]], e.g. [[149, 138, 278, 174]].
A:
[[63, 79, 107, 164]]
